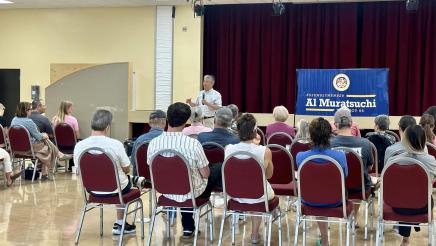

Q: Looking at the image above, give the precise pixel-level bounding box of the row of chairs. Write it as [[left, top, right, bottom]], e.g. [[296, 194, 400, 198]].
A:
[[0, 123, 77, 181]]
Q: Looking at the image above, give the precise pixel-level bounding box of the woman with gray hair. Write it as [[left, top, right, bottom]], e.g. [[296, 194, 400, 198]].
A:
[[182, 106, 212, 136], [366, 114, 396, 145], [266, 105, 296, 139]]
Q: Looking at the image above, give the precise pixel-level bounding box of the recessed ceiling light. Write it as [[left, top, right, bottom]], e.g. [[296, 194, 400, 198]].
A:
[[0, 0, 13, 4]]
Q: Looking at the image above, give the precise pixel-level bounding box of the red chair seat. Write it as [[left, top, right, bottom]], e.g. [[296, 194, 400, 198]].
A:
[[383, 203, 431, 223], [89, 188, 141, 204], [213, 187, 223, 192], [228, 196, 279, 212], [158, 195, 210, 207], [271, 182, 295, 196], [302, 201, 354, 218], [14, 153, 34, 159], [433, 180, 436, 188]]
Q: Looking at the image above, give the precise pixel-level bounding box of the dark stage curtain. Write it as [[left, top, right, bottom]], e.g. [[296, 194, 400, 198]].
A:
[[203, 0, 436, 115]]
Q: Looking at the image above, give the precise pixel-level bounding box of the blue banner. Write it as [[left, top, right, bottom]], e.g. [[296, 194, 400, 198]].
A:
[[295, 69, 389, 116]]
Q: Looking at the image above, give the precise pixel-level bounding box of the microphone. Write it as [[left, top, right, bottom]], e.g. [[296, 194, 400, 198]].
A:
[[202, 93, 205, 101]]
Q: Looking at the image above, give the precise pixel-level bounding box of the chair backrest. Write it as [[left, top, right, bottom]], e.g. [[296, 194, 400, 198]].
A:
[[381, 157, 431, 221], [149, 149, 196, 205], [202, 141, 225, 165], [222, 151, 269, 209], [8, 125, 35, 157], [134, 141, 150, 179], [426, 143, 436, 159], [333, 147, 366, 200], [385, 130, 400, 142], [78, 147, 124, 203], [267, 144, 295, 185], [54, 123, 77, 150], [298, 155, 348, 217], [256, 127, 266, 146], [290, 139, 312, 171], [266, 131, 293, 147]]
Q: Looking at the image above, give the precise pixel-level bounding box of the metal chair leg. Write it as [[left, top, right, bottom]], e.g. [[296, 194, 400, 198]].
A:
[[146, 207, 157, 246], [165, 210, 171, 238], [118, 205, 129, 246], [364, 201, 369, 240], [75, 205, 87, 244], [209, 204, 214, 242], [218, 210, 227, 246], [138, 200, 145, 240], [99, 205, 103, 237], [263, 216, 268, 246], [293, 216, 299, 246], [345, 221, 350, 246], [278, 209, 282, 246], [32, 159, 39, 182], [352, 217, 356, 246], [302, 219, 306, 246], [231, 214, 236, 245], [267, 215, 273, 246], [193, 210, 201, 246]]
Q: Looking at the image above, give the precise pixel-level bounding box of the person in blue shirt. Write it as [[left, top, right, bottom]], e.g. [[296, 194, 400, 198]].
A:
[[296, 117, 347, 246], [197, 107, 239, 147], [130, 110, 166, 176]]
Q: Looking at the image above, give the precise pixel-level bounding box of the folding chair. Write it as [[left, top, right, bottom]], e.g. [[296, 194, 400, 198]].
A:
[[256, 127, 266, 146], [147, 149, 214, 246], [54, 123, 76, 172], [333, 147, 374, 240], [426, 143, 436, 189], [132, 141, 153, 222], [295, 155, 356, 246], [376, 157, 434, 246], [202, 141, 225, 165], [266, 132, 294, 147], [267, 144, 297, 211], [8, 125, 40, 181], [289, 139, 311, 171], [75, 147, 144, 246], [385, 130, 400, 142], [218, 151, 282, 246]]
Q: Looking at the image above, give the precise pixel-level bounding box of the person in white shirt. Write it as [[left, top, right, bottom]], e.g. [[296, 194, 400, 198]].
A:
[[147, 102, 221, 239], [74, 109, 146, 236], [186, 75, 222, 129]]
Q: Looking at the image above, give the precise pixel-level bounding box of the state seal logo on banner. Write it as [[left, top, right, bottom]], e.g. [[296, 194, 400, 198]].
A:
[[333, 74, 350, 92]]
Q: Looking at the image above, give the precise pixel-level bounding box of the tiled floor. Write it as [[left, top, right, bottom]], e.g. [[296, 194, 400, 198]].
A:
[[0, 172, 433, 246]]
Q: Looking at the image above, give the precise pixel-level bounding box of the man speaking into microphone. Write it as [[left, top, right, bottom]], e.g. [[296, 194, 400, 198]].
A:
[[186, 75, 222, 129]]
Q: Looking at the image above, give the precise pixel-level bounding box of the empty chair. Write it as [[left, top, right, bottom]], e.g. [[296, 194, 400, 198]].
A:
[[133, 141, 153, 221], [289, 140, 311, 171], [54, 123, 76, 171], [256, 127, 266, 146], [75, 147, 144, 246], [266, 132, 293, 147]]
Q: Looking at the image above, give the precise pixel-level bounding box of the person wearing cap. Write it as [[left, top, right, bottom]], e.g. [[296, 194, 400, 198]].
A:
[[330, 108, 361, 137], [182, 107, 212, 137], [330, 106, 373, 222], [29, 100, 54, 138], [130, 110, 167, 176], [186, 75, 222, 129], [197, 107, 239, 147]]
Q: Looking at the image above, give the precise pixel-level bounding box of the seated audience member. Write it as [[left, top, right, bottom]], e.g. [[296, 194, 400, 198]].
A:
[[147, 102, 221, 239], [225, 113, 275, 244], [365, 115, 396, 172], [0, 103, 6, 127], [266, 105, 296, 139], [182, 107, 211, 136], [424, 106, 436, 135], [384, 115, 417, 164], [330, 107, 361, 137], [198, 107, 239, 147], [295, 119, 311, 143], [330, 106, 373, 220], [130, 110, 166, 176], [419, 114, 436, 145], [74, 109, 146, 235], [0, 148, 20, 186], [296, 117, 347, 246], [227, 104, 239, 134], [52, 101, 80, 139], [11, 102, 68, 180], [29, 100, 54, 138], [391, 125, 436, 246]]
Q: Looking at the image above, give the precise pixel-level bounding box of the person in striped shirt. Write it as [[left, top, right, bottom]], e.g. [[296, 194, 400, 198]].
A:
[[147, 102, 221, 239]]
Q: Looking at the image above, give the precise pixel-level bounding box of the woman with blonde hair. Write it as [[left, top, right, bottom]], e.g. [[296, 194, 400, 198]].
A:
[[419, 114, 436, 145], [266, 105, 296, 139], [52, 101, 80, 139], [11, 102, 69, 180]]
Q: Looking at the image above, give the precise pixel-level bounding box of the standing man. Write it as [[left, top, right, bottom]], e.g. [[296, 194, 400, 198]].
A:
[[29, 100, 54, 139], [186, 75, 222, 129]]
